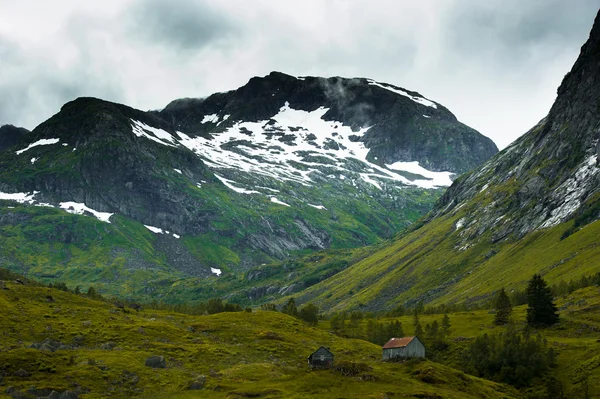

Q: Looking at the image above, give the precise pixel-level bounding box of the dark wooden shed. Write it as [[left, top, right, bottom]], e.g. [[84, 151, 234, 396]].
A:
[[308, 346, 334, 369]]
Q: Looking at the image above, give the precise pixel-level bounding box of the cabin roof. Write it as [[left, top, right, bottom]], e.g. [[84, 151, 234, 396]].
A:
[[382, 336, 418, 349], [308, 346, 334, 359]]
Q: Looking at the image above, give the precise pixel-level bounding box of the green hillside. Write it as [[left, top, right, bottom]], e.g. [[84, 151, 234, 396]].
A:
[[289, 200, 600, 311], [317, 286, 600, 397], [0, 281, 516, 399]]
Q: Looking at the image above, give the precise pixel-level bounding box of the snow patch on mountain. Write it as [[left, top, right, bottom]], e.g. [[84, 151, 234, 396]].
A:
[[202, 114, 220, 124], [144, 225, 164, 234], [131, 120, 177, 147], [367, 80, 437, 109], [270, 197, 290, 207], [176, 103, 452, 192], [387, 161, 454, 187], [60, 202, 113, 223], [214, 174, 261, 194], [0, 191, 37, 203], [16, 138, 60, 155]]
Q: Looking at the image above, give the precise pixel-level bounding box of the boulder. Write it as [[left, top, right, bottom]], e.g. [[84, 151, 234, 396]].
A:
[[188, 375, 206, 390], [145, 356, 166, 368], [13, 369, 31, 377], [58, 390, 78, 399], [100, 342, 116, 350]]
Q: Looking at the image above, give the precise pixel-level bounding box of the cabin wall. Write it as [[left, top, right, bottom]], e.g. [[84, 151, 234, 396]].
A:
[[382, 339, 425, 360], [309, 347, 334, 368], [405, 339, 425, 357]]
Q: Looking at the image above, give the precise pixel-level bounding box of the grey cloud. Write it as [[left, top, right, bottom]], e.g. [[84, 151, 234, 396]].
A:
[[442, 0, 599, 63], [126, 0, 237, 51], [0, 0, 597, 149], [0, 32, 124, 129]]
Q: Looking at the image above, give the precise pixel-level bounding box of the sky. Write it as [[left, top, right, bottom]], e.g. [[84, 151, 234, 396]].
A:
[[0, 0, 598, 149]]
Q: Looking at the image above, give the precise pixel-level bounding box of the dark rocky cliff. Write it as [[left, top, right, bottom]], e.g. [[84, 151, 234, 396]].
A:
[[428, 9, 600, 244]]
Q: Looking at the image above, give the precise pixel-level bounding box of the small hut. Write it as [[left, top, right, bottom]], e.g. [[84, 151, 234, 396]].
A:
[[308, 346, 334, 369], [382, 336, 425, 360]]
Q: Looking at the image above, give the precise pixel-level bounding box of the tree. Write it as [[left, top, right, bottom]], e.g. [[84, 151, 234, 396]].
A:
[[413, 308, 424, 337], [462, 323, 555, 387], [330, 312, 346, 332], [493, 288, 512, 325], [526, 274, 559, 327], [87, 286, 100, 299], [207, 298, 224, 314], [281, 298, 298, 317], [261, 303, 278, 311], [299, 303, 319, 325], [441, 314, 451, 338]]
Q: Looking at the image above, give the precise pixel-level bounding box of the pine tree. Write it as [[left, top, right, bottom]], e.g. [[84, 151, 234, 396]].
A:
[[298, 303, 319, 325], [494, 288, 512, 325], [330, 312, 346, 332], [526, 274, 559, 327], [281, 298, 298, 317], [441, 314, 451, 338], [413, 308, 424, 337], [87, 286, 98, 299]]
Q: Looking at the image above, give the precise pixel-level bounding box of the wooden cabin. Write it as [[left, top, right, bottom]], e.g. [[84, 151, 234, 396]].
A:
[[308, 346, 334, 369], [382, 336, 425, 360]]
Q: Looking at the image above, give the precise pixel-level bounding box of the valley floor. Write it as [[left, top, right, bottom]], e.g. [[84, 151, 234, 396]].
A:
[[1, 282, 599, 398], [0, 282, 517, 399]]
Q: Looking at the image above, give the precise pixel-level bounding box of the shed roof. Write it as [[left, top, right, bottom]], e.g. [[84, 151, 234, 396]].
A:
[[308, 346, 333, 359], [382, 336, 417, 349]]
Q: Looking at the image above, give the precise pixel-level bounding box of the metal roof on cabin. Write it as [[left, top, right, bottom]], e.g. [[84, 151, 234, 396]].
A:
[[382, 336, 416, 349]]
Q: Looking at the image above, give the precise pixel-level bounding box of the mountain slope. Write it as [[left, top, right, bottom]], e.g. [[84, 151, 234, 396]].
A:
[[0, 74, 496, 299], [288, 10, 600, 311]]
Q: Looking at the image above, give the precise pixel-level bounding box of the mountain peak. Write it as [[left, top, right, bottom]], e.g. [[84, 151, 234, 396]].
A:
[[429, 9, 600, 242], [0, 124, 30, 151], [160, 72, 497, 173]]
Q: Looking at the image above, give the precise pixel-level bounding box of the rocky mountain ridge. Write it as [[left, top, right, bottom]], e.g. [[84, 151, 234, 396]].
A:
[[0, 72, 497, 299], [429, 10, 600, 246]]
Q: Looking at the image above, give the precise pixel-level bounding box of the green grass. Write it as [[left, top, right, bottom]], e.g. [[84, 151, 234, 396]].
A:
[[0, 282, 517, 399], [318, 286, 600, 397], [289, 204, 600, 312]]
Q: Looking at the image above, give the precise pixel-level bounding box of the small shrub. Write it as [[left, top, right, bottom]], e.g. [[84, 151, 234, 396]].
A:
[[333, 361, 372, 377]]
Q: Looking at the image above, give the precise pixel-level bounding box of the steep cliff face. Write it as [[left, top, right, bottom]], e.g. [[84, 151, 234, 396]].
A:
[[430, 10, 600, 245]]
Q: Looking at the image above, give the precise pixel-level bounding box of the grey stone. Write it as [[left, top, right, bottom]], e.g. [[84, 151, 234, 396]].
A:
[[58, 390, 78, 399], [100, 341, 116, 350], [13, 369, 31, 377], [144, 355, 166, 368], [188, 375, 206, 390]]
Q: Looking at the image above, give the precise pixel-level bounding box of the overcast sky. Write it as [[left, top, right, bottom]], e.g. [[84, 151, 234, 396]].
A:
[[0, 0, 598, 149]]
